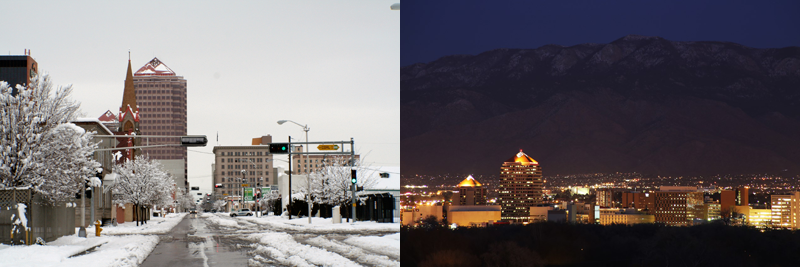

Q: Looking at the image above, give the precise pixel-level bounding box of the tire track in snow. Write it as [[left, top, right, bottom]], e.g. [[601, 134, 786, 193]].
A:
[[245, 232, 361, 267], [303, 235, 399, 267]]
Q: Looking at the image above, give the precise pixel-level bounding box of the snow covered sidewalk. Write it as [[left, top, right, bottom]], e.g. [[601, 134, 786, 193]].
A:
[[0, 212, 186, 267]]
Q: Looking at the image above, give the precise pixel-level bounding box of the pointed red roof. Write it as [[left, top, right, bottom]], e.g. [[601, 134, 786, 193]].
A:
[[134, 57, 175, 76], [98, 110, 117, 122]]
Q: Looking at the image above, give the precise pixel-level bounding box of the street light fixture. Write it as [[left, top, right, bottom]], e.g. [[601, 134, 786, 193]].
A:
[[278, 119, 313, 223]]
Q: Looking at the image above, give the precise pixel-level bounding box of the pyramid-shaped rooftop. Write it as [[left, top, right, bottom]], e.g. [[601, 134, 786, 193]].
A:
[[457, 175, 482, 187], [134, 57, 176, 76], [505, 149, 538, 165]]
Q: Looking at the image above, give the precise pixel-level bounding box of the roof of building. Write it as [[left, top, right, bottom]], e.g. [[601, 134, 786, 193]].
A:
[[449, 205, 501, 212], [134, 57, 176, 76], [505, 149, 538, 165], [72, 118, 114, 135], [98, 110, 117, 122], [457, 175, 482, 187]]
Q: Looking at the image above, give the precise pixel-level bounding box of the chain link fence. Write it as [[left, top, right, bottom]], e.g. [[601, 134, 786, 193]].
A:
[[0, 188, 75, 245]]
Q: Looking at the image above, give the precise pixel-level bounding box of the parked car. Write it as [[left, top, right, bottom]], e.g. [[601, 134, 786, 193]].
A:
[[190, 209, 197, 214], [230, 208, 252, 217]]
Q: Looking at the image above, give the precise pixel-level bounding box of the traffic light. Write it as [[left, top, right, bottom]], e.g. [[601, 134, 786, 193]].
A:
[[351, 169, 357, 184], [269, 143, 289, 154], [214, 184, 222, 188], [181, 135, 208, 147]]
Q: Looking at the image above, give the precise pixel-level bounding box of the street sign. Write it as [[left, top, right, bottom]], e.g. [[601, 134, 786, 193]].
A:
[[223, 194, 228, 196], [191, 186, 199, 190], [180, 135, 208, 147], [242, 184, 250, 187], [317, 144, 339, 150], [244, 188, 254, 201]]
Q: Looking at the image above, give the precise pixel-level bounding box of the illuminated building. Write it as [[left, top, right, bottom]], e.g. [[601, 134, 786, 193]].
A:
[[735, 187, 749, 206], [453, 175, 487, 205], [771, 192, 800, 229], [446, 205, 501, 227], [746, 208, 772, 228], [596, 188, 614, 207], [499, 150, 543, 222], [621, 192, 654, 211], [530, 205, 553, 222], [653, 188, 704, 226], [598, 208, 655, 225], [720, 190, 735, 216]]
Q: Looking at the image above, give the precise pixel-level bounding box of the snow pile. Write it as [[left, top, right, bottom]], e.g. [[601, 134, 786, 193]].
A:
[[343, 232, 400, 258], [0, 233, 159, 267], [305, 235, 399, 267], [98, 212, 185, 235], [245, 232, 360, 267], [235, 214, 400, 234], [200, 212, 238, 227]]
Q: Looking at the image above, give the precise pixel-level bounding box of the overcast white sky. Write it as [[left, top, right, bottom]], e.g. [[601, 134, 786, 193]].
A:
[[2, 1, 399, 197]]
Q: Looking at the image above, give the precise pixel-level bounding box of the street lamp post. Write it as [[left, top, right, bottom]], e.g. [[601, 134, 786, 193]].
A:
[[278, 120, 312, 224]]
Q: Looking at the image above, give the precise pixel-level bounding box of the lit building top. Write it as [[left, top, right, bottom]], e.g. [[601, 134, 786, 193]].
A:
[[505, 149, 538, 165], [457, 175, 482, 187]]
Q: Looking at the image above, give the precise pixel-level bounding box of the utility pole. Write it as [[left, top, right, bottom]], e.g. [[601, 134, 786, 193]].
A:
[[351, 137, 356, 223], [288, 136, 292, 220]]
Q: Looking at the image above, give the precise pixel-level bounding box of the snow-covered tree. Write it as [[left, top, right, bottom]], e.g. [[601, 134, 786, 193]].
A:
[[176, 187, 195, 211], [0, 75, 99, 204], [32, 124, 101, 203], [112, 155, 173, 225], [213, 199, 226, 212], [307, 156, 377, 216]]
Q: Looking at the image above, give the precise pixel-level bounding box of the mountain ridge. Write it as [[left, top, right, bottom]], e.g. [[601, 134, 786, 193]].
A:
[[401, 35, 800, 176]]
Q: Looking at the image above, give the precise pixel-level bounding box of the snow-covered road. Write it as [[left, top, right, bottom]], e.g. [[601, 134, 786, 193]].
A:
[[142, 213, 400, 267]]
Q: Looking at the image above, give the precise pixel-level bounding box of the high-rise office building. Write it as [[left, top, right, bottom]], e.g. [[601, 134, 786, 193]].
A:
[[771, 192, 800, 229], [499, 149, 543, 222], [0, 50, 37, 96], [132, 57, 188, 187], [596, 188, 614, 208], [653, 189, 704, 226], [453, 175, 487, 206]]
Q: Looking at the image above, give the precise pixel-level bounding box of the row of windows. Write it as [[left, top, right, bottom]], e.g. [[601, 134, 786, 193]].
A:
[[222, 171, 268, 176], [219, 177, 270, 183], [221, 165, 268, 170], [223, 158, 268, 163], [220, 151, 264, 156]]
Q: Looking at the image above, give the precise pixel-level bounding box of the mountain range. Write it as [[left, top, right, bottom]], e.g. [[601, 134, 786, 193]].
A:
[[401, 35, 800, 176]]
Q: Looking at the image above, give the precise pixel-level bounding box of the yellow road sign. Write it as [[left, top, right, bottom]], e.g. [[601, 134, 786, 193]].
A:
[[318, 144, 340, 150], [242, 184, 250, 187]]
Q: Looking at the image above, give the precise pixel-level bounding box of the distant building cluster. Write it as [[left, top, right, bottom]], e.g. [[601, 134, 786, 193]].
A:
[[402, 150, 800, 229]]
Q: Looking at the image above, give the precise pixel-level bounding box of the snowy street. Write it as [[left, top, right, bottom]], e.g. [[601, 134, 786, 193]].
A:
[[0, 212, 399, 267], [140, 212, 400, 267]]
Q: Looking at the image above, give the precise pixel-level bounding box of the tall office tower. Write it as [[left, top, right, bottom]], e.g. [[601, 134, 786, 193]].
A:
[[0, 50, 37, 96], [453, 175, 487, 206], [735, 187, 749, 206], [771, 192, 800, 229], [653, 189, 704, 226], [596, 188, 614, 207], [132, 57, 188, 188], [499, 149, 543, 222]]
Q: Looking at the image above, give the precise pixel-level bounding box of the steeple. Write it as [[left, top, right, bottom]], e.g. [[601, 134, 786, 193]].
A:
[[118, 57, 140, 133], [121, 59, 137, 114]]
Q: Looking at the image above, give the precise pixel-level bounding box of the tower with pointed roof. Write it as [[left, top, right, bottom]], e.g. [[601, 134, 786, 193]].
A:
[[116, 58, 142, 161], [132, 57, 188, 191], [499, 149, 543, 222], [454, 175, 487, 206]]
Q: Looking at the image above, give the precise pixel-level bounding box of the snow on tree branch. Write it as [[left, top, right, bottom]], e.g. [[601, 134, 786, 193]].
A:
[[0, 75, 99, 204]]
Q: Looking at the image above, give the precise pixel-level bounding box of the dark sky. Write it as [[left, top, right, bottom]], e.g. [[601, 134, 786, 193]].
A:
[[401, 0, 800, 66]]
